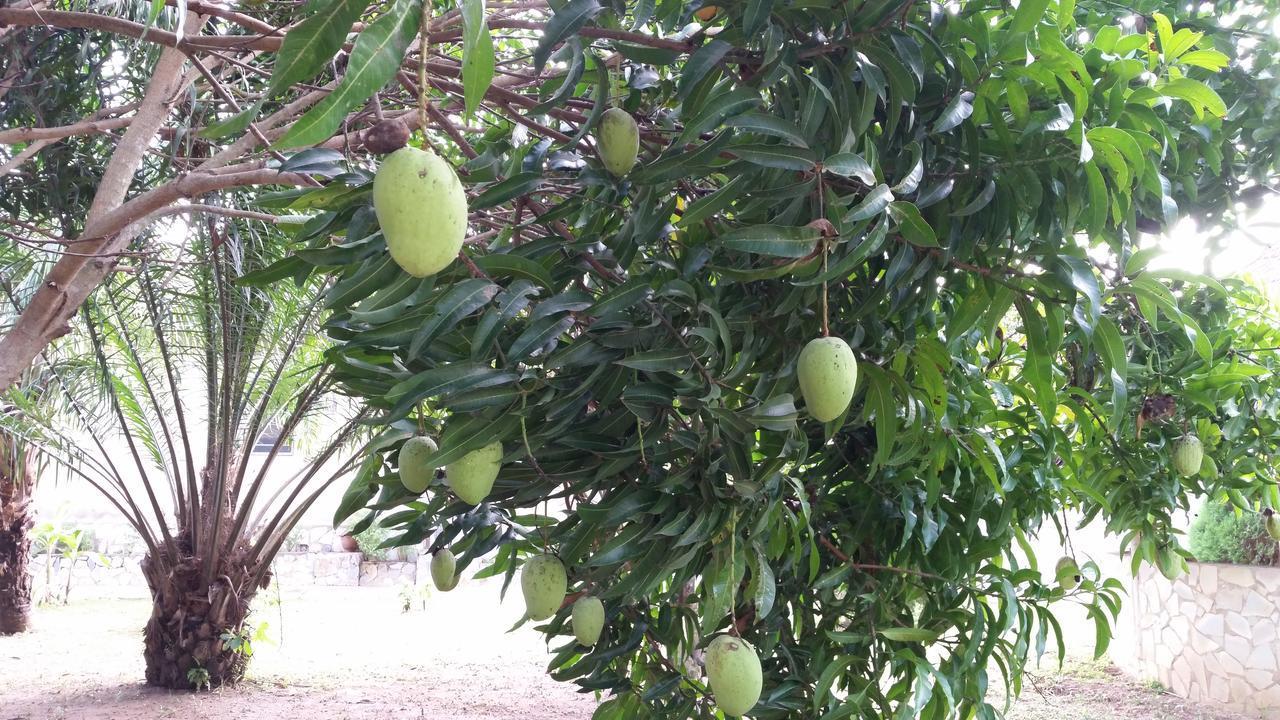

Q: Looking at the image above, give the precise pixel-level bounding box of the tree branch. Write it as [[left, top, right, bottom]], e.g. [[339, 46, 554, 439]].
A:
[[0, 115, 133, 145]]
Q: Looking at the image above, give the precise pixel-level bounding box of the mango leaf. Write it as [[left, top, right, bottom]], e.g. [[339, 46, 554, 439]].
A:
[[887, 201, 938, 247], [879, 627, 942, 643], [532, 0, 602, 72], [385, 363, 518, 419], [199, 99, 265, 140], [678, 39, 732, 99], [724, 112, 808, 147], [823, 152, 876, 185], [616, 348, 693, 373], [845, 184, 894, 222], [720, 225, 821, 258], [268, 0, 372, 96], [471, 172, 543, 209], [728, 144, 817, 171], [276, 0, 423, 149], [1159, 78, 1227, 118], [1008, 0, 1050, 35], [461, 0, 495, 117]]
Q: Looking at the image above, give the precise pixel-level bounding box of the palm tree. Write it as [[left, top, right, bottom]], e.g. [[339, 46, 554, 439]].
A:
[[0, 247, 66, 635], [0, 428, 36, 634], [5, 214, 377, 686]]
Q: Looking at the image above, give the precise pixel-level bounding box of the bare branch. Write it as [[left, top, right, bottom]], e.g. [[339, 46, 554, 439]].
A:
[[0, 139, 50, 174], [0, 116, 133, 145], [147, 203, 282, 224]]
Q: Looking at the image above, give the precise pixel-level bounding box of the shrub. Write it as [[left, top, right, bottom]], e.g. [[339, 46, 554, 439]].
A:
[[1189, 501, 1279, 566]]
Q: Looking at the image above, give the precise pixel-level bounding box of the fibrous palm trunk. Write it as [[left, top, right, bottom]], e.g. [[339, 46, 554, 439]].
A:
[[140, 532, 265, 688], [0, 448, 34, 635]]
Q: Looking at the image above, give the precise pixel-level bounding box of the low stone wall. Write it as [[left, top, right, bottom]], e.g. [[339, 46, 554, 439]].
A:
[[30, 551, 423, 599], [1128, 562, 1280, 714]]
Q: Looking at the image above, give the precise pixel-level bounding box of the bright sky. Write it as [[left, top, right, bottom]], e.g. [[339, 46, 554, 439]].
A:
[[1152, 195, 1280, 283]]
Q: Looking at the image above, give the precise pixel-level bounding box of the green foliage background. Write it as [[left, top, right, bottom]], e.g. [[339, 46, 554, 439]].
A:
[[1188, 499, 1280, 565]]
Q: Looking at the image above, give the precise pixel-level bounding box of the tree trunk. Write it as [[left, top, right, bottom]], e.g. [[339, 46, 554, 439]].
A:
[[140, 542, 263, 689], [0, 441, 34, 635]]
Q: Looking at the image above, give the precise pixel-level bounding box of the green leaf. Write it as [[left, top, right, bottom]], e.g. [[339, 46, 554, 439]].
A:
[[743, 0, 773, 35], [845, 185, 894, 222], [1159, 78, 1227, 118], [1178, 49, 1230, 71], [408, 279, 500, 356], [724, 112, 808, 147], [533, 0, 603, 72], [268, 0, 372, 96], [951, 179, 995, 217], [1008, 0, 1050, 35], [720, 225, 821, 258], [199, 99, 265, 140], [1153, 13, 1175, 59], [471, 172, 543, 209], [678, 39, 732, 99], [887, 202, 938, 247], [615, 348, 693, 373], [508, 315, 575, 361], [461, 0, 495, 117], [385, 363, 517, 418], [879, 627, 942, 643], [276, 0, 423, 148], [471, 254, 555, 289], [728, 144, 817, 171], [823, 152, 876, 185]]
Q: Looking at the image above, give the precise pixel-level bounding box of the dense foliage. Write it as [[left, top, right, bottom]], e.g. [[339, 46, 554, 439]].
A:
[[240, 1, 1280, 719], [1189, 499, 1279, 566], [3, 0, 1280, 714]]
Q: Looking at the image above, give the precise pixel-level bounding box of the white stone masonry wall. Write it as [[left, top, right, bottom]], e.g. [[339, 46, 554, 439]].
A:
[[1128, 562, 1280, 715]]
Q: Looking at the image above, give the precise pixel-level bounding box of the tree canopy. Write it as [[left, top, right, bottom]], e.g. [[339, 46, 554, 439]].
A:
[[2, 0, 1280, 715]]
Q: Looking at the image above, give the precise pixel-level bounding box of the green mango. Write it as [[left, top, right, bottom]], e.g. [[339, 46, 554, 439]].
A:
[[1265, 510, 1280, 541], [444, 441, 502, 505], [797, 336, 858, 422], [398, 435, 438, 493], [706, 634, 762, 717], [597, 108, 639, 177], [430, 548, 458, 591], [1173, 435, 1203, 477], [1055, 556, 1080, 591], [571, 595, 605, 646], [521, 554, 567, 620], [372, 146, 468, 278]]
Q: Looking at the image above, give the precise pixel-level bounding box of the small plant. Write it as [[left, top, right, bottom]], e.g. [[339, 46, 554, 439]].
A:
[[1189, 499, 1279, 566], [187, 665, 211, 691], [31, 518, 107, 605], [220, 621, 273, 658], [347, 520, 392, 561], [397, 581, 430, 613]]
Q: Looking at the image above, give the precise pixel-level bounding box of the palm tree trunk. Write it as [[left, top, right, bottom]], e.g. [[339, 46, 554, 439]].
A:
[[0, 441, 34, 635], [140, 534, 263, 689]]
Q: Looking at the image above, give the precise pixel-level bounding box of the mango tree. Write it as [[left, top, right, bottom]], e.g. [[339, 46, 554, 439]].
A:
[[3, 0, 1280, 713]]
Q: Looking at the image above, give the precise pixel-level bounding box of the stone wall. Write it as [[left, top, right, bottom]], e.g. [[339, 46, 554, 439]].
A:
[[1128, 562, 1280, 714], [30, 551, 421, 599]]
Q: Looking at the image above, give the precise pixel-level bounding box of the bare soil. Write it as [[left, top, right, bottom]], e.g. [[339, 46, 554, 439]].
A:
[[0, 578, 599, 720], [1002, 660, 1261, 720]]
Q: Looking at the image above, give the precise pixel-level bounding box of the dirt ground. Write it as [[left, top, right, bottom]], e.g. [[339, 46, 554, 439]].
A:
[[1001, 660, 1261, 720], [0, 579, 1259, 720], [0, 577, 600, 720]]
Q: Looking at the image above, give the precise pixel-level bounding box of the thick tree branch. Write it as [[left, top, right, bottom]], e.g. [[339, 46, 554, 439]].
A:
[[0, 115, 134, 145]]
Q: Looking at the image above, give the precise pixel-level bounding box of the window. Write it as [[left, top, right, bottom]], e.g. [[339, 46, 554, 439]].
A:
[[253, 423, 292, 455]]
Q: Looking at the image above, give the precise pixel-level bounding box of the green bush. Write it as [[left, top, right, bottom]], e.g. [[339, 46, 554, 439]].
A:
[[1189, 501, 1278, 566]]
